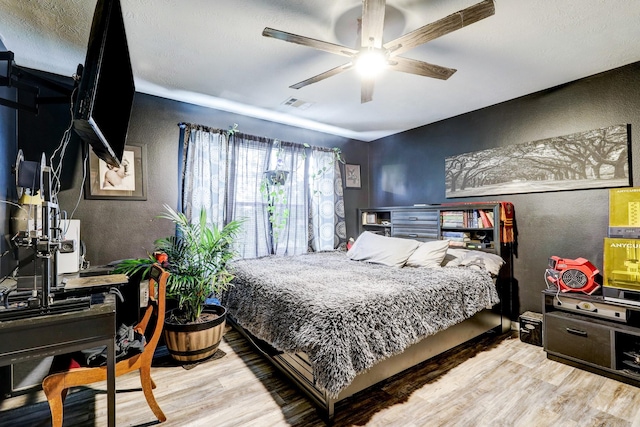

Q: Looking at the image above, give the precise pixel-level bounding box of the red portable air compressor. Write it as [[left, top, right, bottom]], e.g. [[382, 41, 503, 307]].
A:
[[546, 256, 600, 294]]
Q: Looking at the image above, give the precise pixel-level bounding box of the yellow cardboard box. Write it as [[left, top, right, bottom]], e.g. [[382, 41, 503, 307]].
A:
[[609, 187, 640, 227]]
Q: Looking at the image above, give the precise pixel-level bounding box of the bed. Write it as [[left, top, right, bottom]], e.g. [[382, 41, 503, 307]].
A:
[[223, 233, 511, 420]]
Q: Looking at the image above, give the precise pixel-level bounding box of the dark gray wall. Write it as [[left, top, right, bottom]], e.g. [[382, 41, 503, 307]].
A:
[[17, 60, 639, 318], [54, 94, 369, 265], [369, 62, 640, 316], [0, 39, 18, 279]]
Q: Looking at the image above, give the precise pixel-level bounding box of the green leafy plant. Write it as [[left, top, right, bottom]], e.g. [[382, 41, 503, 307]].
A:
[[260, 170, 289, 246], [260, 139, 289, 248], [113, 204, 243, 323], [227, 123, 239, 136]]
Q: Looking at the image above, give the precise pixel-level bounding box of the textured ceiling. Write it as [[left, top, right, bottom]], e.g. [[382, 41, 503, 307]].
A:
[[1, 0, 640, 141]]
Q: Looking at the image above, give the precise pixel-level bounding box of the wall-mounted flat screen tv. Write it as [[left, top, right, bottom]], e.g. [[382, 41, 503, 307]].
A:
[[73, 0, 134, 168]]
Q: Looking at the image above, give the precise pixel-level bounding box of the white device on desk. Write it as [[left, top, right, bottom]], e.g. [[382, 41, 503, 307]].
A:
[[56, 219, 81, 274]]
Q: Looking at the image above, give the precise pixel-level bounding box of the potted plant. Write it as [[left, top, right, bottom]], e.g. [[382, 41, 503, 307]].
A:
[[113, 204, 243, 363], [260, 169, 289, 253], [259, 139, 290, 252]]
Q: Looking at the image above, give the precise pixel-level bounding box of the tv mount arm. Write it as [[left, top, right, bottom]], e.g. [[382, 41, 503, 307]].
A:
[[0, 51, 73, 114]]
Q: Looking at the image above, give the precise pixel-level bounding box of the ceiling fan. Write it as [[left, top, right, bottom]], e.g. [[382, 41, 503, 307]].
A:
[[263, 0, 495, 103]]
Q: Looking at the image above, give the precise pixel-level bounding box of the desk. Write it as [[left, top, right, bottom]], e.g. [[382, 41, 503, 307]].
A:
[[56, 272, 139, 326], [0, 303, 116, 427]]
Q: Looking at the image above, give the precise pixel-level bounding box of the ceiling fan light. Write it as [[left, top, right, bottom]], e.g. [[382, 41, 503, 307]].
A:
[[355, 50, 387, 77]]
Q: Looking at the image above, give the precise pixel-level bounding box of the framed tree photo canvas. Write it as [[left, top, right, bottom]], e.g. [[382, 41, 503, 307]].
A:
[[444, 124, 630, 198], [85, 144, 147, 200], [345, 164, 361, 188]]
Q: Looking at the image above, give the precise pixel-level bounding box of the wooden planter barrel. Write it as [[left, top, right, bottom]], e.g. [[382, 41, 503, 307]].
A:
[[163, 304, 227, 363]]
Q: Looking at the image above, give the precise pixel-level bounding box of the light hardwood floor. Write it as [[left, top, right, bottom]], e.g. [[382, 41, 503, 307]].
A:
[[2, 326, 640, 427]]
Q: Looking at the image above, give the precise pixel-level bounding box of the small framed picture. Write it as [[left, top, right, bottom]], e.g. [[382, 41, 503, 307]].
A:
[[85, 144, 147, 200], [345, 164, 361, 188], [366, 213, 377, 224]]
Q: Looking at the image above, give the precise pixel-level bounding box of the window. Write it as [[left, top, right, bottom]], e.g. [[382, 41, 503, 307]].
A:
[[180, 125, 346, 259]]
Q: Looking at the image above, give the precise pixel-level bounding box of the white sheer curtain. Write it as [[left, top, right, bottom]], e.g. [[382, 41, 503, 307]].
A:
[[180, 124, 346, 259], [181, 125, 227, 225], [270, 141, 308, 256], [225, 133, 271, 258]]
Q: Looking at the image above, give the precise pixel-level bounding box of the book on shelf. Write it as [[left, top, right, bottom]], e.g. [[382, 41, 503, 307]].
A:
[[442, 231, 471, 245], [441, 210, 465, 227], [442, 231, 470, 239], [442, 209, 496, 228], [478, 209, 493, 228], [486, 210, 495, 225], [470, 210, 480, 228]]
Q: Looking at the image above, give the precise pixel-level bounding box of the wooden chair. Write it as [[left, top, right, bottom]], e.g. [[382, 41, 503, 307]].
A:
[[42, 264, 169, 427]]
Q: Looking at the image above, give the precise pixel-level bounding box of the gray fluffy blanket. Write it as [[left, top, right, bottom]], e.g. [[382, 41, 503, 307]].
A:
[[223, 251, 499, 397]]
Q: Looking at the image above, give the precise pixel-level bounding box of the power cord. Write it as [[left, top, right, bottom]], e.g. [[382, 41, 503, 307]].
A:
[[109, 287, 125, 304], [69, 146, 89, 220], [544, 268, 563, 306]]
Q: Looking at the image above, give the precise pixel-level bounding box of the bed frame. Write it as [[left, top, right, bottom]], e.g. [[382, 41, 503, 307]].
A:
[[230, 306, 510, 420], [229, 205, 515, 420]]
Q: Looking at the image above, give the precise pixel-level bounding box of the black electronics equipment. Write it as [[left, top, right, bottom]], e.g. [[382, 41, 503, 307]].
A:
[[552, 294, 629, 323], [72, 0, 135, 168], [4, 153, 91, 322], [609, 227, 640, 239]]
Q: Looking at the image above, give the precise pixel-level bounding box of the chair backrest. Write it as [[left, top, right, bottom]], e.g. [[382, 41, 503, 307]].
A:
[[135, 263, 168, 353], [41, 263, 171, 427]]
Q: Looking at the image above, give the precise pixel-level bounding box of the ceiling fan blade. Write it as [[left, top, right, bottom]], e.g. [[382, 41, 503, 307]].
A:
[[361, 76, 375, 103], [384, 0, 495, 57], [263, 27, 358, 58], [389, 57, 456, 80], [361, 0, 386, 49], [290, 63, 354, 90]]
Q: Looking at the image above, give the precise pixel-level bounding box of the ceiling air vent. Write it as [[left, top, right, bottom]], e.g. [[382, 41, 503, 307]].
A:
[[281, 97, 313, 110]]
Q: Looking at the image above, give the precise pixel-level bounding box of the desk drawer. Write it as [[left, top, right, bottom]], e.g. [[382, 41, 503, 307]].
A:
[[545, 312, 611, 367]]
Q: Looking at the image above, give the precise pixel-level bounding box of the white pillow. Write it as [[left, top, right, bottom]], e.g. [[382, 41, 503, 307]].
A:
[[405, 239, 450, 268], [456, 251, 505, 275], [441, 248, 471, 267], [347, 231, 420, 268]]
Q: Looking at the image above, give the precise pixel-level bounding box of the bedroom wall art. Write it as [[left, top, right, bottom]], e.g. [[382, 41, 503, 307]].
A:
[[85, 144, 148, 200], [345, 164, 362, 188], [445, 124, 630, 198]]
